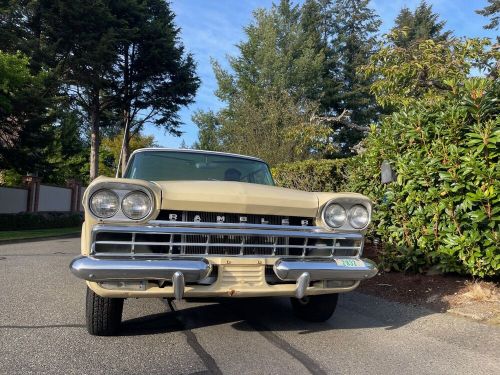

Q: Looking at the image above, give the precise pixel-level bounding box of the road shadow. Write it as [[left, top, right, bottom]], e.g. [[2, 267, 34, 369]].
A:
[[119, 292, 438, 336], [0, 292, 437, 335], [0, 323, 85, 329]]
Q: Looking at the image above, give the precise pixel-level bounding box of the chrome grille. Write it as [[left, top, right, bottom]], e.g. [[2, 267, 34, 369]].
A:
[[91, 223, 363, 258]]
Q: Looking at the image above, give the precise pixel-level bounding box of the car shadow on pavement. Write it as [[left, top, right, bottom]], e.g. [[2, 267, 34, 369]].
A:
[[0, 324, 85, 329], [119, 292, 437, 336]]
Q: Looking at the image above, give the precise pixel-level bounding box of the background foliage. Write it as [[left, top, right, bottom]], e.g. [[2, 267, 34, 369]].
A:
[[0, 212, 83, 230], [272, 159, 347, 192], [0, 0, 197, 182], [194, 0, 381, 161], [346, 37, 499, 277]]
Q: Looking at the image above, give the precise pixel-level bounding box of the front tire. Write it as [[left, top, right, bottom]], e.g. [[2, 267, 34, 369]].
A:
[[86, 287, 124, 336], [290, 293, 338, 322]]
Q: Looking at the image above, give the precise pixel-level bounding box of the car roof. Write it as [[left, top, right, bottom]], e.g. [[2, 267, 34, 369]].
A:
[[129, 148, 266, 163]]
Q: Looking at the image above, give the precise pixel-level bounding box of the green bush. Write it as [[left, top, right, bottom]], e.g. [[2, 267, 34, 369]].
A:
[[0, 212, 83, 231], [272, 159, 348, 192], [346, 78, 499, 277]]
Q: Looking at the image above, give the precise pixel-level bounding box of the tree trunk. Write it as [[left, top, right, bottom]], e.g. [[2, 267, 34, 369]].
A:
[[120, 116, 130, 176], [120, 45, 131, 177], [89, 91, 100, 181]]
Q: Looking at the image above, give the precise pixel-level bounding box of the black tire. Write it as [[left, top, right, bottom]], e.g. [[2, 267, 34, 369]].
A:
[[86, 287, 124, 336], [290, 293, 338, 322]]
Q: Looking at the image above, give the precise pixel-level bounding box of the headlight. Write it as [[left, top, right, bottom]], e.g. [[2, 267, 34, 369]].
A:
[[121, 191, 152, 220], [349, 204, 370, 229], [90, 189, 119, 218], [323, 203, 346, 228]]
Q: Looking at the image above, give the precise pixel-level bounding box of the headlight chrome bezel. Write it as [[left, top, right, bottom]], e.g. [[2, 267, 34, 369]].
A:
[[321, 198, 371, 231], [86, 182, 156, 222]]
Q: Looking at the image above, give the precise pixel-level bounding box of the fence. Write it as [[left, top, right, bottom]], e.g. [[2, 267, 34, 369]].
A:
[[0, 176, 86, 214]]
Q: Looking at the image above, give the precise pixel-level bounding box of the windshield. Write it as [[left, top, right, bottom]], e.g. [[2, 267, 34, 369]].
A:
[[125, 150, 275, 186]]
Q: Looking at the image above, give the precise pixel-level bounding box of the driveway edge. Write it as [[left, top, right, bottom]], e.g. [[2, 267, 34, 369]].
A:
[[0, 232, 80, 245]]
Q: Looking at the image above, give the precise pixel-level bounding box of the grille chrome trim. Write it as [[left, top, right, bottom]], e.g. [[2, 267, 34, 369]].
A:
[[148, 220, 322, 231], [91, 222, 363, 258]]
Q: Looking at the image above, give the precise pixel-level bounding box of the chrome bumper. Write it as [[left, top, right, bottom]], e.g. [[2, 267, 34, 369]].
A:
[[274, 258, 378, 281], [70, 255, 377, 300], [274, 258, 377, 299], [70, 256, 211, 282]]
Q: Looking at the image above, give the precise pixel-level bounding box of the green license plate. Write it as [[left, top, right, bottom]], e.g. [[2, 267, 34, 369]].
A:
[[336, 259, 364, 267]]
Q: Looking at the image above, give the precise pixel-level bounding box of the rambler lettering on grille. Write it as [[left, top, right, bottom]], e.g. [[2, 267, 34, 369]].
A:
[[156, 210, 314, 227]]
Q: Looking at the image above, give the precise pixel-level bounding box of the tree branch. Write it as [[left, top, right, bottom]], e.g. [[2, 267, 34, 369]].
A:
[[416, 66, 453, 91], [310, 109, 370, 132]]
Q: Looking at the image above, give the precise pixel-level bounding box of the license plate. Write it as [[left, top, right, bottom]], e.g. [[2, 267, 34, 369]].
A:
[[336, 259, 364, 268]]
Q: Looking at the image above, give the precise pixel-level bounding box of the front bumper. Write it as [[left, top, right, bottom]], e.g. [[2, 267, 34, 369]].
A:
[[70, 255, 377, 299], [71, 256, 377, 283]]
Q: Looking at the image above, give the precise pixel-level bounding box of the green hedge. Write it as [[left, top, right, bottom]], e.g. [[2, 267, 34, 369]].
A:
[[345, 79, 499, 278], [272, 159, 348, 192], [0, 212, 83, 231]]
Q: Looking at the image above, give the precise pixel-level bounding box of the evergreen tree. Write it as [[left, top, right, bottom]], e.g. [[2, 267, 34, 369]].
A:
[[44, 107, 89, 184], [0, 51, 54, 173], [192, 110, 222, 151], [42, 0, 123, 180], [195, 0, 328, 164], [328, 0, 381, 155], [300, 0, 342, 118], [0, 1, 62, 174], [1, 0, 198, 180], [111, 0, 199, 175], [391, 1, 452, 48], [225, 0, 325, 103], [0, 0, 123, 180], [476, 0, 500, 30]]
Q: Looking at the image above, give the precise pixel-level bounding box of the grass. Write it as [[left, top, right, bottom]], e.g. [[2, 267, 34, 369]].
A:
[[0, 226, 81, 241], [454, 281, 499, 304]]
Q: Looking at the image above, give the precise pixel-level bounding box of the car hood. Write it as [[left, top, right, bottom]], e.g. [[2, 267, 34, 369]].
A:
[[154, 180, 319, 217]]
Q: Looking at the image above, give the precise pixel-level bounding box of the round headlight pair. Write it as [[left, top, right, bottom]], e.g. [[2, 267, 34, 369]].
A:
[[323, 203, 370, 229], [90, 189, 151, 220]]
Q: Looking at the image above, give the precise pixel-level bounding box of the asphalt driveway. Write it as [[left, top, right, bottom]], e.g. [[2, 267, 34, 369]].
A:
[[0, 238, 498, 374]]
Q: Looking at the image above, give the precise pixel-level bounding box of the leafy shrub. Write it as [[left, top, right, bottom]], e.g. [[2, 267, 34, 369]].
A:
[[0, 212, 83, 230], [272, 159, 347, 192], [346, 78, 499, 277]]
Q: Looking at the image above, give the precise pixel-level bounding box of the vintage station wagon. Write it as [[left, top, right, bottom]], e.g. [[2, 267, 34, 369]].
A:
[[70, 148, 377, 335]]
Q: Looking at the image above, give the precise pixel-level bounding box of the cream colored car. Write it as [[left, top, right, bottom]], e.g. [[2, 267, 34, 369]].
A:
[[71, 148, 377, 335]]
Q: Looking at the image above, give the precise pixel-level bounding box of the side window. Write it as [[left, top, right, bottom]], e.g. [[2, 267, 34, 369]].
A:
[[251, 168, 266, 184]]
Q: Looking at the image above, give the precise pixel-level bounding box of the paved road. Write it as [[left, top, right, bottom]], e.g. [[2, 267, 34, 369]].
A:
[[0, 238, 499, 375]]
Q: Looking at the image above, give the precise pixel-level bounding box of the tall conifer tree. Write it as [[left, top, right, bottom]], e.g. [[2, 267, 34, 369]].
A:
[[328, 0, 381, 155], [391, 1, 452, 48]]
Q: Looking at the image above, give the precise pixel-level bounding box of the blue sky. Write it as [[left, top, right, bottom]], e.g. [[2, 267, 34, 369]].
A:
[[144, 0, 498, 148]]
